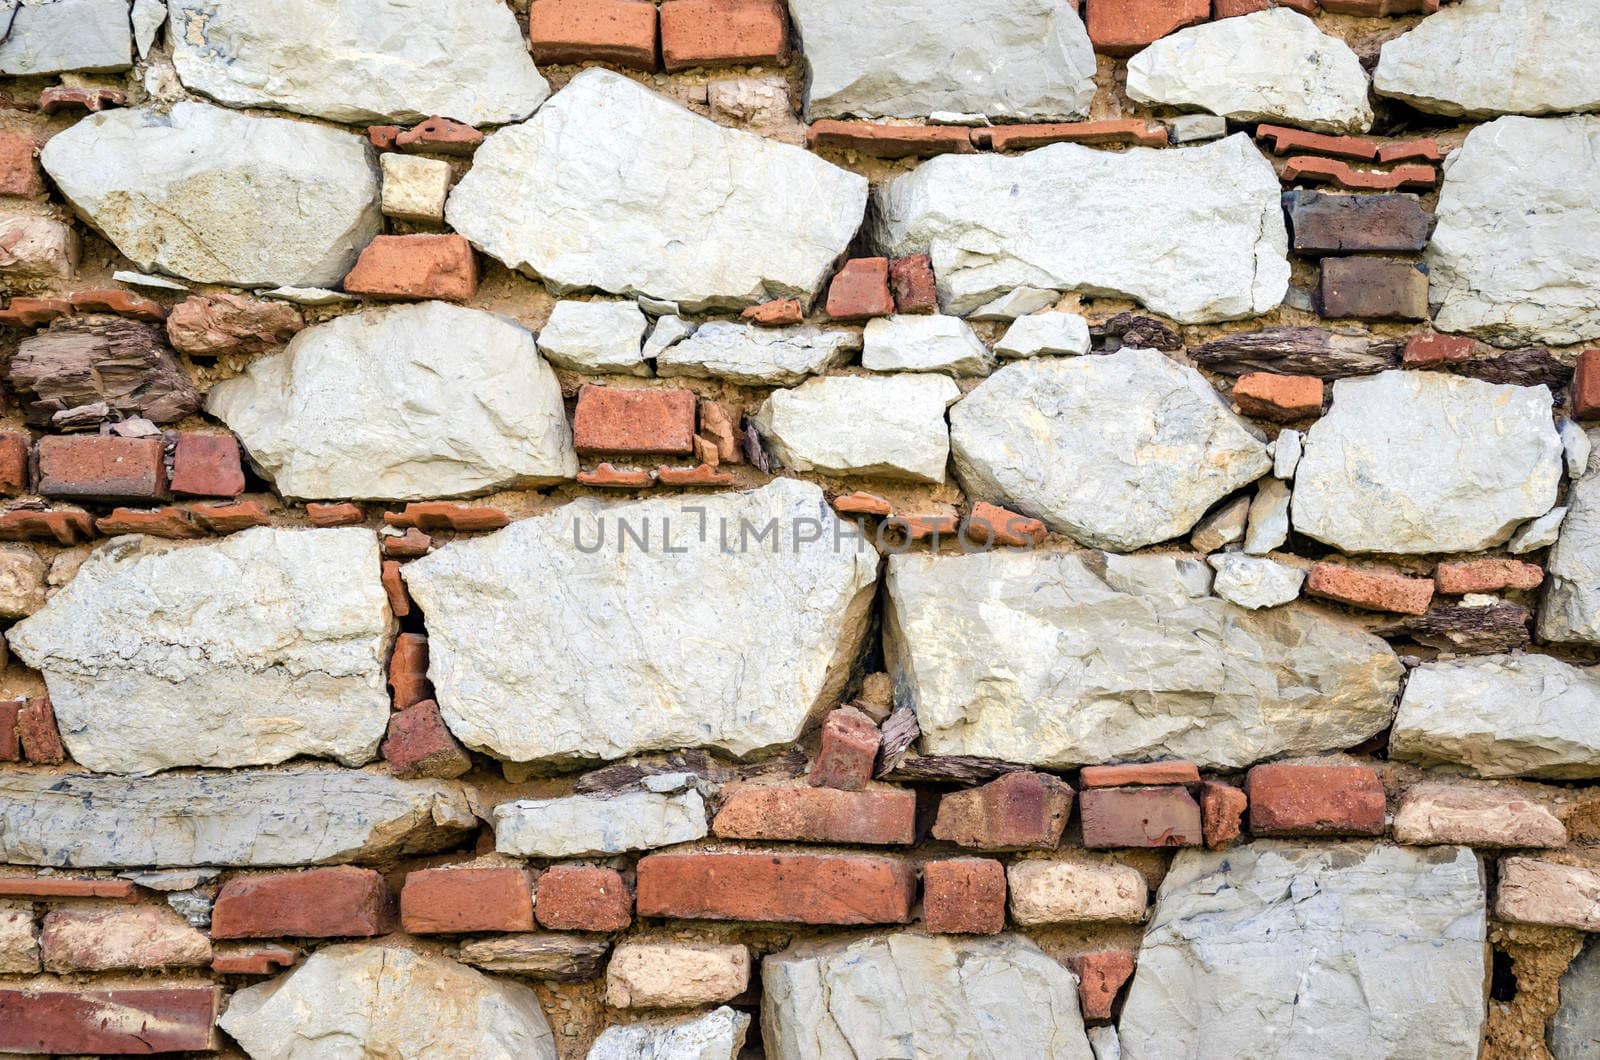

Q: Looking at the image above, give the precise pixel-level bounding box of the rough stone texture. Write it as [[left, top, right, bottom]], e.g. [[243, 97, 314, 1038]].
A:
[[0, 901, 37, 974], [219, 943, 558, 1059], [1119, 842, 1487, 1059], [494, 790, 709, 857], [167, 0, 550, 125], [656, 323, 861, 385], [207, 302, 575, 500], [886, 550, 1402, 769], [860, 315, 994, 375], [949, 351, 1271, 551], [448, 70, 866, 312], [0, 548, 48, 619], [1291, 371, 1561, 553], [457, 934, 611, 981], [381, 153, 451, 224], [1426, 116, 1600, 348], [41, 905, 212, 972], [995, 312, 1091, 359], [1496, 858, 1600, 931], [538, 300, 650, 377], [753, 374, 959, 483], [0, 767, 473, 867], [1375, 0, 1600, 119], [1127, 11, 1373, 135], [405, 480, 877, 763], [12, 319, 198, 429], [1552, 939, 1600, 1060], [871, 134, 1289, 322], [588, 1006, 750, 1060], [1391, 654, 1600, 779], [761, 932, 1093, 1060], [165, 292, 304, 358], [0, 0, 132, 75], [605, 942, 750, 1008], [0, 213, 79, 280], [1207, 552, 1304, 609], [1392, 782, 1566, 848], [1539, 436, 1600, 644], [1006, 858, 1149, 924], [41, 102, 381, 289]]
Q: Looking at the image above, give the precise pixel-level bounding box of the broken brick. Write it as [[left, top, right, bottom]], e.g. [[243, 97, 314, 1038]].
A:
[[656, 463, 735, 486], [389, 632, 433, 710], [306, 501, 365, 527], [1283, 189, 1430, 256], [807, 121, 975, 159], [922, 858, 1006, 935], [0, 877, 134, 900], [0, 987, 218, 1054], [37, 86, 126, 114], [1573, 350, 1600, 421], [170, 433, 245, 498], [0, 432, 28, 494], [698, 399, 744, 464], [190, 501, 271, 535], [1403, 332, 1478, 367], [0, 132, 42, 198], [1079, 761, 1200, 789], [832, 490, 893, 517], [574, 385, 697, 456], [342, 234, 478, 302], [400, 867, 535, 934], [659, 0, 788, 71], [536, 865, 633, 932], [18, 697, 64, 764], [825, 257, 895, 321], [890, 513, 959, 542], [1245, 763, 1386, 837], [1201, 780, 1248, 850], [211, 944, 299, 976], [977, 120, 1168, 152], [1307, 562, 1434, 615], [808, 706, 881, 791], [1376, 139, 1444, 165], [0, 510, 96, 545], [1434, 558, 1544, 595], [577, 463, 656, 488], [384, 501, 509, 532], [741, 298, 803, 326], [1232, 372, 1325, 421], [932, 770, 1074, 851], [380, 560, 412, 618], [1283, 156, 1439, 192], [383, 528, 432, 558], [382, 699, 471, 779], [1067, 950, 1136, 1022], [889, 254, 938, 314], [964, 501, 1047, 548], [395, 117, 484, 156], [95, 506, 202, 538], [368, 125, 401, 150], [1257, 124, 1378, 162], [211, 867, 395, 939], [0, 297, 70, 328], [1085, 0, 1209, 56], [1079, 786, 1203, 849], [0, 700, 17, 762], [68, 288, 166, 322], [527, 0, 659, 70], [36, 435, 167, 504]]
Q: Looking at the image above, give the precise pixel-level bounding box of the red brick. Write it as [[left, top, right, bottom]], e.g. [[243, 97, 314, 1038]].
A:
[[0, 432, 26, 495], [385, 501, 509, 532], [922, 857, 1005, 935], [368, 125, 401, 150], [1404, 332, 1478, 367], [713, 783, 917, 845], [381, 560, 411, 617], [19, 697, 63, 764], [0, 132, 42, 197], [0, 296, 70, 328], [1215, 0, 1320, 16], [825, 257, 895, 321], [578, 463, 656, 488], [38, 86, 126, 114], [96, 507, 202, 538], [0, 699, 17, 761], [741, 298, 804, 325], [343, 234, 478, 302], [69, 288, 166, 322], [191, 500, 271, 534], [1283, 156, 1438, 192], [1256, 124, 1378, 162], [808, 121, 975, 159], [1246, 763, 1386, 837], [1435, 558, 1544, 595], [382, 527, 432, 558], [893, 513, 959, 542], [382, 699, 472, 779], [932, 770, 1074, 851], [211, 944, 299, 975], [1068, 950, 1136, 1022], [400, 867, 535, 934], [1079, 761, 1200, 788], [528, 0, 659, 70], [1086, 0, 1209, 56], [0, 509, 96, 545], [1201, 780, 1248, 850], [306, 501, 365, 527], [1574, 350, 1600, 421], [1376, 139, 1444, 165], [0, 877, 135, 900], [388, 632, 433, 710], [37, 435, 167, 504], [1317, 256, 1429, 322], [964, 501, 1047, 548], [535, 865, 633, 932], [635, 852, 917, 924], [211, 867, 395, 939], [832, 490, 893, 517], [0, 987, 218, 1054], [977, 120, 1168, 152], [889, 254, 937, 314], [659, 0, 788, 71], [1080, 787, 1203, 848], [1307, 562, 1434, 615], [808, 706, 881, 790], [170, 433, 244, 497], [1320, 0, 1437, 13], [656, 462, 735, 486], [1232, 371, 1325, 421], [395, 117, 484, 156], [573, 385, 697, 456]]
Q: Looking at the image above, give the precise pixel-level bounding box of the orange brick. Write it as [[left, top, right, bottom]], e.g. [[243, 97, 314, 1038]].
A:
[[1283, 156, 1438, 192], [712, 784, 918, 845], [190, 501, 270, 534], [212, 868, 394, 939], [574, 386, 697, 456], [1256, 124, 1378, 162], [535, 866, 633, 932], [1574, 350, 1600, 421], [0, 132, 42, 198], [1086, 0, 1208, 56], [1200, 780, 1247, 850], [1376, 139, 1444, 165], [577, 463, 656, 488], [1246, 763, 1385, 837], [68, 288, 166, 322], [0, 297, 69, 328], [96, 507, 202, 538], [1079, 761, 1200, 788], [807, 121, 975, 159], [977, 120, 1168, 152], [636, 852, 916, 925], [922, 858, 1005, 935], [659, 0, 788, 71], [400, 867, 535, 934], [1403, 333, 1477, 366], [964, 502, 1046, 548], [342, 234, 478, 302], [1307, 562, 1434, 615], [528, 0, 658, 70], [395, 117, 483, 156], [889, 254, 937, 314], [37, 435, 166, 504], [1068, 950, 1136, 1022], [1232, 372, 1325, 421], [1434, 559, 1544, 595], [741, 298, 803, 325], [825, 257, 894, 321], [306, 502, 364, 527]]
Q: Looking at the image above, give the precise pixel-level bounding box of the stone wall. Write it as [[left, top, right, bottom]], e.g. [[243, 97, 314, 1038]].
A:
[[0, 0, 1598, 1056]]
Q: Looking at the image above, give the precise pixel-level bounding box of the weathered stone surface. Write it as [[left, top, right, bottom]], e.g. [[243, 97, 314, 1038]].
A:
[[166, 292, 303, 358], [0, 901, 38, 974], [656, 322, 860, 385], [8, 528, 391, 775], [0, 0, 132, 75], [762, 932, 1093, 1060], [754, 374, 959, 483], [41, 905, 212, 972], [1496, 858, 1600, 931], [1375, 0, 1600, 119], [458, 933, 610, 981], [1207, 553, 1304, 609], [41, 102, 381, 289], [1119, 842, 1487, 1059], [605, 942, 750, 1008], [538, 300, 649, 377], [1007, 857, 1149, 924], [1392, 782, 1566, 848], [861, 315, 993, 375], [1243, 480, 1288, 555], [1192, 326, 1401, 378], [1292, 371, 1561, 553], [208, 302, 575, 500], [12, 322, 197, 430], [886, 550, 1402, 769], [220, 943, 557, 1059], [588, 1006, 750, 1060], [1391, 654, 1600, 779], [0, 214, 78, 280], [167, 0, 548, 125], [786, 0, 1094, 121], [1426, 116, 1600, 348], [1127, 11, 1372, 134], [1552, 938, 1600, 1060], [871, 134, 1288, 321], [0, 548, 47, 619], [995, 311, 1091, 359], [1539, 436, 1600, 643], [494, 790, 708, 857], [404, 480, 878, 763], [949, 350, 1271, 551], [448, 70, 865, 312], [1512, 506, 1566, 553], [0, 767, 472, 867]]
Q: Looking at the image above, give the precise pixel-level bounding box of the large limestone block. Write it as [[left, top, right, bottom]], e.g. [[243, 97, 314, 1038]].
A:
[[447, 70, 866, 312], [1292, 371, 1561, 553], [763, 932, 1092, 1060], [870, 134, 1289, 321], [1426, 115, 1600, 347], [206, 302, 576, 501], [0, 0, 132, 75], [1552, 939, 1600, 1060], [1376, 0, 1600, 118], [1391, 654, 1600, 779], [1127, 10, 1373, 134], [786, 0, 1095, 121], [1541, 434, 1600, 644], [41, 102, 379, 289], [949, 350, 1271, 551], [0, 767, 474, 867], [402, 480, 879, 764], [886, 550, 1402, 769], [7, 529, 392, 775], [656, 323, 860, 386], [753, 374, 959, 483], [167, 0, 548, 126], [494, 790, 709, 858], [1119, 842, 1486, 1060], [588, 1007, 749, 1060], [219, 943, 557, 1059]]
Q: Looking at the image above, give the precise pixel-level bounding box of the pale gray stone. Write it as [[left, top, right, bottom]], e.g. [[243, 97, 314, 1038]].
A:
[[494, 790, 708, 858], [762, 932, 1093, 1060], [1208, 553, 1304, 609], [220, 943, 557, 1060], [753, 374, 960, 483], [380, 153, 451, 225], [950, 350, 1271, 551], [132, 0, 166, 58], [448, 70, 866, 312], [872, 134, 1289, 321], [604, 943, 749, 1008], [787, 0, 1095, 121], [861, 315, 993, 375], [1510, 506, 1567, 553], [1540, 444, 1600, 643], [1272, 429, 1303, 479], [966, 287, 1060, 321], [1128, 10, 1373, 134], [1243, 477, 1290, 555], [1292, 370, 1561, 553], [538, 300, 650, 377], [1089, 1026, 1121, 1060], [262, 286, 357, 306], [41, 102, 380, 289], [1376, 0, 1600, 119], [111, 269, 187, 292], [1560, 419, 1592, 478], [1189, 495, 1251, 553], [1427, 115, 1600, 347], [402, 479, 879, 764], [207, 302, 575, 501], [167, 0, 548, 126], [588, 1007, 749, 1060], [0, 0, 131, 74], [0, 767, 474, 867], [1169, 114, 1227, 142], [1119, 842, 1486, 1060], [0, 547, 47, 619], [642, 316, 695, 361], [656, 322, 860, 385], [119, 869, 220, 892], [994, 312, 1091, 359], [0, 214, 78, 281], [886, 549, 1402, 769], [1552, 939, 1600, 1060]]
